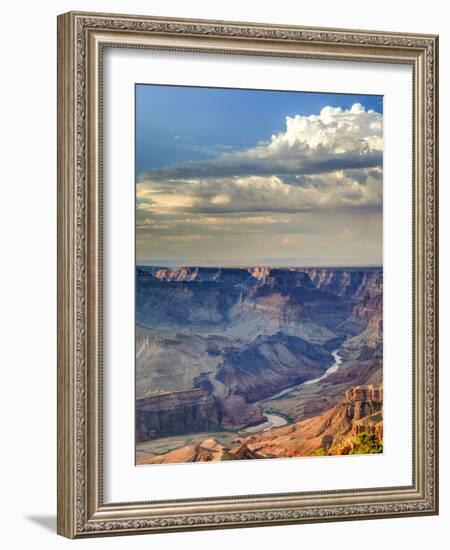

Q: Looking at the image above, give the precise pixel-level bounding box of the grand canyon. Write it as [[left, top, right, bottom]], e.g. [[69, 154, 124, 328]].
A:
[[135, 266, 383, 464]]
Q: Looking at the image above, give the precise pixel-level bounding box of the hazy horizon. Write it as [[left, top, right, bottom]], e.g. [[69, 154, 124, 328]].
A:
[[137, 260, 382, 269], [136, 86, 383, 266]]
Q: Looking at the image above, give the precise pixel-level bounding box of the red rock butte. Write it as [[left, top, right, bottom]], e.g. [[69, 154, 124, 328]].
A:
[[346, 384, 383, 403]]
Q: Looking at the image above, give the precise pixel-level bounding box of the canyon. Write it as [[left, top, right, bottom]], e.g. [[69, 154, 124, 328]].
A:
[[135, 266, 383, 462], [139, 383, 383, 464]]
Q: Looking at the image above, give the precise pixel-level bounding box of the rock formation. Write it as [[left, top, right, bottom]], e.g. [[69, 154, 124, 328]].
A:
[[142, 437, 268, 464], [136, 389, 222, 442], [138, 385, 383, 463], [135, 266, 383, 446]]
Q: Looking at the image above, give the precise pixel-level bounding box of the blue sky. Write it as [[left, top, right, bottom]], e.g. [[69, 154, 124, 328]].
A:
[[135, 85, 383, 267], [136, 85, 382, 175]]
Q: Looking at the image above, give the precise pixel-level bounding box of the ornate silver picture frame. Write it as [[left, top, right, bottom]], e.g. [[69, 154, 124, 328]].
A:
[[57, 11, 438, 538]]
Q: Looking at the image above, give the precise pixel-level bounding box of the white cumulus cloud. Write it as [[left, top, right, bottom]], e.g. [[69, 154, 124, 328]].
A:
[[136, 103, 383, 264]]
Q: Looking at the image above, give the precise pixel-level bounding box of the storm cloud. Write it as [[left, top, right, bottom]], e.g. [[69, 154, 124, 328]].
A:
[[136, 103, 383, 265]]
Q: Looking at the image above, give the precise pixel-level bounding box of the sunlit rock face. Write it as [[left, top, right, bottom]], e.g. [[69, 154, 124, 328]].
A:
[[135, 266, 383, 442]]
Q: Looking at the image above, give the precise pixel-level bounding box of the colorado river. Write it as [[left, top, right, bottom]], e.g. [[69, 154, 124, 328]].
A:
[[240, 349, 343, 434], [303, 349, 342, 384], [240, 413, 289, 434]]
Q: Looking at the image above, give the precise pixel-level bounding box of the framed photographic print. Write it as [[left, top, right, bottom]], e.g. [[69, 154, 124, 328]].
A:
[[57, 11, 439, 538]]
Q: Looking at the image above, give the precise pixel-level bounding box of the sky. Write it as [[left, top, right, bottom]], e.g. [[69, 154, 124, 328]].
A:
[[136, 85, 383, 267]]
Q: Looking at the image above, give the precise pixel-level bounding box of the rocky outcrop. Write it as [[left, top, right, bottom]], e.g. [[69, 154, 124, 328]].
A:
[[340, 313, 383, 360], [344, 385, 383, 420], [252, 268, 314, 290], [264, 382, 383, 456], [251, 385, 381, 458], [352, 271, 382, 321], [231, 293, 310, 324], [353, 294, 382, 324], [149, 266, 255, 285], [300, 268, 382, 299], [249, 267, 271, 280], [353, 413, 383, 441], [136, 389, 222, 442], [141, 438, 268, 464], [138, 385, 383, 463], [337, 271, 383, 360]]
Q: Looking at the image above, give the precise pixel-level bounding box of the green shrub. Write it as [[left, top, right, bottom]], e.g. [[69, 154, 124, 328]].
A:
[[349, 432, 383, 455], [313, 447, 329, 456]]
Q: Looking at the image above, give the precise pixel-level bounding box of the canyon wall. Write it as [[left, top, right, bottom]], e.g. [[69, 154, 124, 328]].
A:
[[136, 266, 383, 442], [136, 389, 222, 442], [138, 384, 383, 464]]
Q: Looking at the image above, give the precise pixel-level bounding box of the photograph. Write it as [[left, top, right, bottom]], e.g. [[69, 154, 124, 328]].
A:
[[55, 10, 438, 537], [135, 85, 384, 465], [0, 0, 444, 544]]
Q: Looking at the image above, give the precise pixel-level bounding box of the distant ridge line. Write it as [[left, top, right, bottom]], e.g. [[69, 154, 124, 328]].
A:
[[137, 264, 383, 271]]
